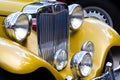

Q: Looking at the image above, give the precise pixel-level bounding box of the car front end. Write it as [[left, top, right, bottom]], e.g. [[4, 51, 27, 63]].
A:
[[1, 0, 120, 80]]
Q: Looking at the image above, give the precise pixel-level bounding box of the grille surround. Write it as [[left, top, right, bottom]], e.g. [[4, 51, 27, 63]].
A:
[[37, 4, 69, 64]]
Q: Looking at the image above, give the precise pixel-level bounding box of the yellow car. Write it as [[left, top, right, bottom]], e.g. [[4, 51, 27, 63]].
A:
[[0, 0, 120, 80]]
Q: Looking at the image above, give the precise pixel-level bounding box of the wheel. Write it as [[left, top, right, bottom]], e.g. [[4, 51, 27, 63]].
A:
[[76, 0, 120, 34], [84, 6, 113, 27], [103, 51, 113, 73]]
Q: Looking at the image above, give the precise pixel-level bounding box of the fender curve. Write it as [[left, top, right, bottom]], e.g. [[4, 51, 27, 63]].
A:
[[70, 18, 120, 79], [0, 37, 63, 79]]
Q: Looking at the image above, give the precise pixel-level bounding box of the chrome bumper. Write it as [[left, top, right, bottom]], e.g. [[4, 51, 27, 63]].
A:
[[92, 65, 120, 80]]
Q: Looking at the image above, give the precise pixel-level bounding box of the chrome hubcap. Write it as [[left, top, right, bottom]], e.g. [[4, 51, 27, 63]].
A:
[[84, 6, 113, 27]]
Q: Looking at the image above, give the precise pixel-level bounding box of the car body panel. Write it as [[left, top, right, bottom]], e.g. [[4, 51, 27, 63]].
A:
[[1, 18, 120, 80], [70, 18, 120, 79], [0, 36, 65, 80], [0, 0, 120, 80]]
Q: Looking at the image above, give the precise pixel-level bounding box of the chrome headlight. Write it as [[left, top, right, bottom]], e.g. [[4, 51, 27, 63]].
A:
[[4, 12, 32, 42], [81, 41, 94, 56], [71, 51, 92, 78], [54, 49, 68, 70], [68, 4, 84, 31]]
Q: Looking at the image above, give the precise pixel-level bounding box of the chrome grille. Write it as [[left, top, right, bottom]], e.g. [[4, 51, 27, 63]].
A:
[[37, 10, 68, 64]]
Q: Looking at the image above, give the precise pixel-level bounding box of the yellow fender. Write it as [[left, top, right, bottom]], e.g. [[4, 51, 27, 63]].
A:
[[70, 18, 120, 79], [0, 37, 64, 79]]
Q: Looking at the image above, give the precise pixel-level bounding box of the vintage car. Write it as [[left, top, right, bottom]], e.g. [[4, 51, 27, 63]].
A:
[[0, 0, 120, 80]]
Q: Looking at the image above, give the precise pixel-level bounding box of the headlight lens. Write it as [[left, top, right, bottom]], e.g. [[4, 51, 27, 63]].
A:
[[68, 4, 84, 31], [79, 52, 92, 77], [4, 12, 31, 42], [71, 51, 92, 78], [54, 49, 68, 70], [81, 41, 94, 56]]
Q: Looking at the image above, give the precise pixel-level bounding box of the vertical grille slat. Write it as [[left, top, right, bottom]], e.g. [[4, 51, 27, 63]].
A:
[[54, 11, 68, 51], [37, 10, 68, 64]]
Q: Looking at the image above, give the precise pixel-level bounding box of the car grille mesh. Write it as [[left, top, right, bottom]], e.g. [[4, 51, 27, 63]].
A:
[[37, 10, 68, 64]]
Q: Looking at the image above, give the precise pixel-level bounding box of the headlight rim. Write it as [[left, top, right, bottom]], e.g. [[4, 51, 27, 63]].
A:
[[78, 52, 92, 77], [68, 4, 84, 31], [71, 51, 92, 78], [4, 12, 32, 42], [53, 49, 68, 71], [81, 41, 94, 56]]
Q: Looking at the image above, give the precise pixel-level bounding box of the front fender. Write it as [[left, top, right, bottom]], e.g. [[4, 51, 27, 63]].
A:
[[70, 18, 120, 79], [0, 37, 63, 79]]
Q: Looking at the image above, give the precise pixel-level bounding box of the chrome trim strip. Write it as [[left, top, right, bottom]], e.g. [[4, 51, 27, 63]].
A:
[[22, 1, 67, 14], [22, 2, 52, 14]]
